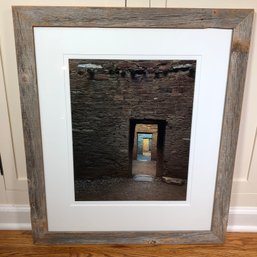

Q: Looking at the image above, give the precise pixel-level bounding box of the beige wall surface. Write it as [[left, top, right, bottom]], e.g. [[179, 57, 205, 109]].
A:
[[0, 0, 256, 208]]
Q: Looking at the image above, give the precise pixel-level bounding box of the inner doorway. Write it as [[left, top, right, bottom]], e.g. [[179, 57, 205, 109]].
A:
[[137, 133, 153, 161], [129, 120, 166, 178], [133, 126, 157, 177]]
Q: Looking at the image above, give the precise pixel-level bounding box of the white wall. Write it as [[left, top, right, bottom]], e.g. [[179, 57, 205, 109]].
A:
[[0, 0, 256, 231]]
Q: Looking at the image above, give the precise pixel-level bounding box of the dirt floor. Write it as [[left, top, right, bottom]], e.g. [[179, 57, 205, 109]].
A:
[[75, 177, 187, 201], [132, 160, 156, 176]]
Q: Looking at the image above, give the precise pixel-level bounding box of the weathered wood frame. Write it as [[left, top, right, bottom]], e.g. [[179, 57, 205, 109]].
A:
[[12, 6, 254, 244]]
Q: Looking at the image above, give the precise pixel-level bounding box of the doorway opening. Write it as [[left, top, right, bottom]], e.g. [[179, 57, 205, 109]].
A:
[[129, 119, 166, 178], [137, 133, 153, 161]]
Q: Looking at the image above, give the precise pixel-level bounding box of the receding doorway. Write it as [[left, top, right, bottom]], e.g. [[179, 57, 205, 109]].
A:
[[129, 119, 166, 179], [137, 133, 153, 161], [132, 124, 158, 179]]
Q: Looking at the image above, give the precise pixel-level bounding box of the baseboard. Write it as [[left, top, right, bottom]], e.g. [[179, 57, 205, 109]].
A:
[[0, 205, 257, 232], [227, 207, 257, 232], [0, 205, 31, 230]]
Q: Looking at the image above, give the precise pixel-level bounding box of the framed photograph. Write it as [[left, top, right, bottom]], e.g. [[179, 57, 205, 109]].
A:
[[12, 7, 253, 244]]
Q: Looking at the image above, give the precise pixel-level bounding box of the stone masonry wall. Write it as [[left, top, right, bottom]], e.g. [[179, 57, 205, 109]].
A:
[[70, 59, 196, 179]]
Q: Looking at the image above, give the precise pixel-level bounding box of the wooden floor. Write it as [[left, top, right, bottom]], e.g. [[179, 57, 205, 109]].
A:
[[0, 231, 257, 256]]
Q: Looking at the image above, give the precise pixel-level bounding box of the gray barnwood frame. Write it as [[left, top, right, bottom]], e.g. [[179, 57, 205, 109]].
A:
[[12, 6, 254, 244]]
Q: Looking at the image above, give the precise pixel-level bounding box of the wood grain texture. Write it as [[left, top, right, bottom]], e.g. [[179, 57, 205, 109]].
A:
[[0, 231, 257, 257], [211, 11, 254, 241], [12, 7, 253, 29], [12, 7, 254, 244]]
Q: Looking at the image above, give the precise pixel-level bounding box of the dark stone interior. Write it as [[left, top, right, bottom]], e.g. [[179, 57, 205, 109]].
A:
[[70, 59, 196, 181]]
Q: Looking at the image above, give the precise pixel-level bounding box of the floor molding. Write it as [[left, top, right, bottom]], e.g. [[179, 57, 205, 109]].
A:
[[0, 205, 257, 232], [227, 207, 257, 232], [0, 205, 31, 230]]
